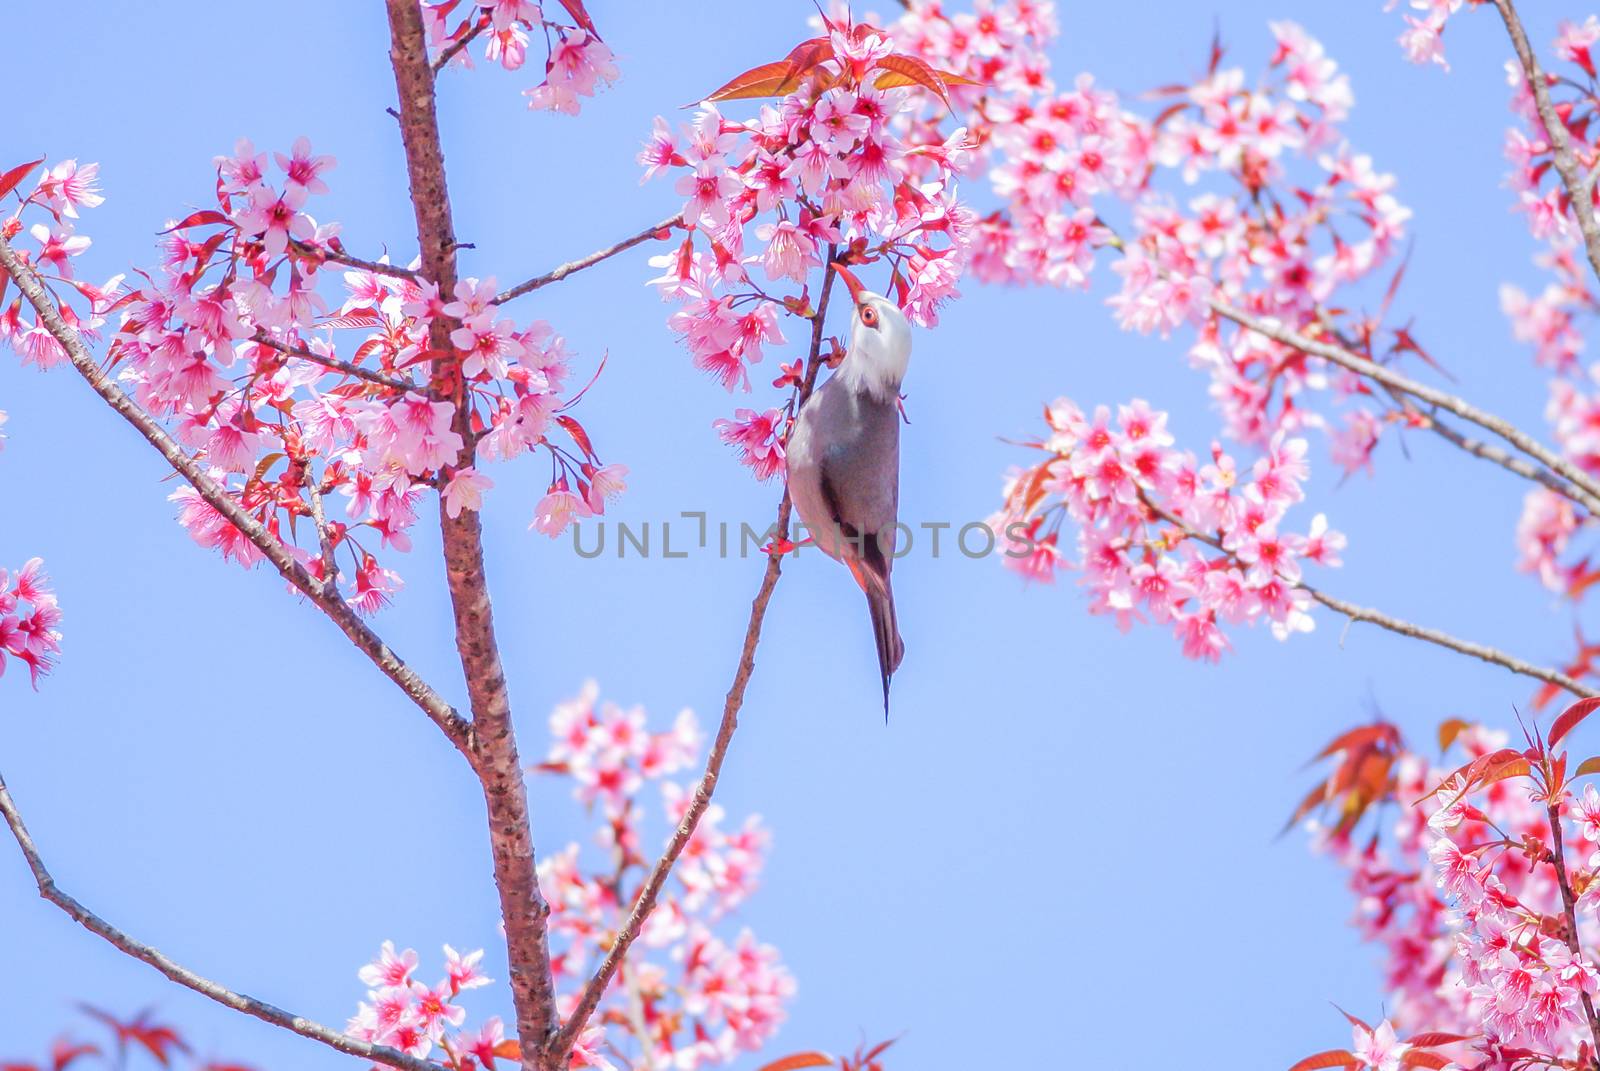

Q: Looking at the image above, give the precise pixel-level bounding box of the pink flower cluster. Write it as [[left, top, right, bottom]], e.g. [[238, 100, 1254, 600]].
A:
[[534, 681, 794, 1069], [639, 13, 973, 478], [991, 398, 1345, 661], [0, 558, 60, 686], [346, 943, 505, 1062], [1389, 1, 1478, 71], [423, 1, 618, 115], [892, 6, 1414, 465], [3, 147, 621, 602], [1302, 714, 1600, 1067]]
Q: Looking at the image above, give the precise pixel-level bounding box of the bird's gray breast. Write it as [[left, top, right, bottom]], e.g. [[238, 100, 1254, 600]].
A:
[[786, 375, 900, 563]]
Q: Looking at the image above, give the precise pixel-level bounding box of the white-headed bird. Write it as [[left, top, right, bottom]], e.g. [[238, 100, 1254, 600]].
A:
[[786, 263, 913, 714]]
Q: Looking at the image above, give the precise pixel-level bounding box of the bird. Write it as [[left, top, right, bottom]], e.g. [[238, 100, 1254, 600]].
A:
[[785, 261, 912, 715]]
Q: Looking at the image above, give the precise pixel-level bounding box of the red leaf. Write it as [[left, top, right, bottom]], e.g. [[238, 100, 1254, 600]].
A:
[[556, 414, 597, 460], [0, 157, 45, 201], [757, 1054, 835, 1071], [1399, 1053, 1452, 1070], [1312, 723, 1398, 761], [1437, 717, 1470, 754], [872, 54, 950, 105], [159, 209, 230, 234], [1550, 696, 1600, 748], [1575, 755, 1600, 778], [552, 0, 598, 36], [1404, 1032, 1475, 1049], [492, 1041, 522, 1061], [1286, 1052, 1359, 1071], [701, 37, 835, 103], [318, 310, 385, 329]]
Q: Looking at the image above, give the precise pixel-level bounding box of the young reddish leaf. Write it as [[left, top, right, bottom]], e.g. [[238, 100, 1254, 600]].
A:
[[756, 1054, 835, 1071], [556, 414, 597, 459], [1437, 717, 1470, 754], [1311, 723, 1397, 762], [493, 1041, 522, 1061], [872, 54, 950, 105], [1477, 757, 1531, 790], [1404, 1032, 1475, 1049], [933, 66, 986, 87], [1399, 1053, 1451, 1070], [1331, 1005, 1371, 1033], [1286, 1052, 1359, 1071], [158, 209, 230, 234], [1549, 695, 1600, 748], [1576, 755, 1600, 778], [318, 310, 385, 329], [704, 60, 805, 102], [552, 0, 598, 36], [51, 1042, 100, 1071], [0, 157, 45, 201]]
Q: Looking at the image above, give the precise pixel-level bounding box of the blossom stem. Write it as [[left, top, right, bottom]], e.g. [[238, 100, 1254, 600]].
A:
[[431, 13, 489, 74], [1210, 297, 1600, 513], [548, 255, 844, 1064], [0, 234, 472, 749], [492, 214, 683, 306], [1544, 801, 1600, 1057], [0, 775, 444, 1071], [1494, 0, 1600, 288], [1144, 495, 1597, 698], [383, 1, 559, 1063]]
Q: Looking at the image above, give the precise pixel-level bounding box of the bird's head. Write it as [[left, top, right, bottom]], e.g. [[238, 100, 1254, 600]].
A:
[[832, 262, 912, 402]]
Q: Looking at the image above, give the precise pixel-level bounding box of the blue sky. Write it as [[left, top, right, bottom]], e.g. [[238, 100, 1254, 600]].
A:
[[0, 2, 1587, 1068]]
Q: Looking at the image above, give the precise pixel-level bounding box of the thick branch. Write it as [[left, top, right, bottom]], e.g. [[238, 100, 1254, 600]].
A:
[[1147, 496, 1596, 699], [252, 331, 416, 392], [493, 215, 683, 306], [0, 236, 471, 749], [548, 259, 843, 1062], [0, 775, 442, 1071], [1495, 0, 1600, 285], [383, 1, 558, 1062], [1211, 298, 1600, 511]]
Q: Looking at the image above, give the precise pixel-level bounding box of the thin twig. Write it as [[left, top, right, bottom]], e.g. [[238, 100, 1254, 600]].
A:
[[1545, 802, 1600, 1054], [252, 332, 416, 392], [548, 257, 843, 1062], [1495, 0, 1600, 286], [1146, 495, 1596, 699], [0, 235, 471, 751], [290, 238, 420, 282], [431, 15, 489, 73], [385, 3, 558, 1065], [1210, 297, 1600, 511], [493, 215, 683, 306], [1381, 385, 1600, 515], [0, 775, 443, 1071]]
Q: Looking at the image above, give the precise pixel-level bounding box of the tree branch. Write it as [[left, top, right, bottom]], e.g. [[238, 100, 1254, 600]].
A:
[[492, 215, 683, 306], [1545, 801, 1600, 1053], [548, 258, 843, 1063], [1495, 0, 1600, 286], [383, 2, 558, 1064], [0, 774, 443, 1071], [1145, 496, 1596, 699], [290, 239, 420, 282], [251, 331, 417, 392], [431, 14, 489, 74], [1210, 297, 1600, 512], [0, 236, 471, 750]]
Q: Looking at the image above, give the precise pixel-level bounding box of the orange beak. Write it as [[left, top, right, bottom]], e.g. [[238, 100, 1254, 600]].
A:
[[832, 262, 868, 304]]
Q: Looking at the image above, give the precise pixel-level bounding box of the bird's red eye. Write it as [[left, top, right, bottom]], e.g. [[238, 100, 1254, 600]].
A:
[[860, 305, 879, 328]]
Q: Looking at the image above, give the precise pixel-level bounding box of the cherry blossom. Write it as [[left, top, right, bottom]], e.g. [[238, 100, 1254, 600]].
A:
[[0, 558, 62, 687], [424, 1, 617, 116]]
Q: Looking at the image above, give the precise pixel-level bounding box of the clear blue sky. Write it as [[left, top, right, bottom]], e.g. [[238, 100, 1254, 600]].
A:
[[0, 3, 1583, 1068]]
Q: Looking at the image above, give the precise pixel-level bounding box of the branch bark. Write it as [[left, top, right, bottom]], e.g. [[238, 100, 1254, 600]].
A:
[[383, 2, 558, 1064], [0, 236, 471, 750], [0, 774, 443, 1071], [1210, 297, 1600, 513], [1545, 802, 1600, 1055], [1144, 496, 1596, 699], [547, 258, 843, 1062], [1495, 0, 1600, 286], [492, 214, 683, 306], [252, 331, 416, 391]]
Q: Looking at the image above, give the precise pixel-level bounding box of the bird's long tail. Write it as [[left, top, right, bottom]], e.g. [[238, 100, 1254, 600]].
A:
[[864, 581, 905, 718]]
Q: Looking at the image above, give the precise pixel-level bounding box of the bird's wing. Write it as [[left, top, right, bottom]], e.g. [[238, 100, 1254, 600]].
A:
[[815, 390, 900, 577]]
